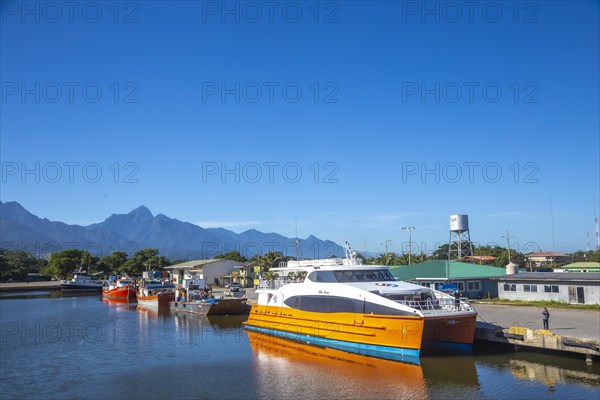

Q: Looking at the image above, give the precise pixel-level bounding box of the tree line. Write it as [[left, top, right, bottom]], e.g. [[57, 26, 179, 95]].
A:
[[2, 246, 599, 282], [0, 248, 184, 281]]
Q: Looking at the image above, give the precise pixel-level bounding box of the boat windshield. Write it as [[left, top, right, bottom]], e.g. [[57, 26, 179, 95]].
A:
[[308, 269, 395, 283]]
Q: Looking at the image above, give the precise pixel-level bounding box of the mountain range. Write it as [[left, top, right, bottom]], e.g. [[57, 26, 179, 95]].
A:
[[0, 201, 347, 260]]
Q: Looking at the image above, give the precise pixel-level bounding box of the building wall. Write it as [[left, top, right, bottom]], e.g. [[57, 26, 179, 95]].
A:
[[412, 278, 498, 299], [203, 260, 237, 286], [497, 280, 600, 305]]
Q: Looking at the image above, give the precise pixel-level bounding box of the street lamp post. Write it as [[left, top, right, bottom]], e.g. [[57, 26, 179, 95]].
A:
[[402, 226, 415, 265]]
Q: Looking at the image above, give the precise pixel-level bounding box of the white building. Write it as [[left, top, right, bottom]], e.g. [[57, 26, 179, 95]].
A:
[[165, 259, 238, 287], [494, 272, 600, 305]]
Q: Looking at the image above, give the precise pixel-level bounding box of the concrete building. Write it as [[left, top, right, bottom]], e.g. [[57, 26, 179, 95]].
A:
[[222, 262, 258, 288], [525, 252, 569, 267], [165, 259, 238, 286], [389, 260, 506, 298], [554, 262, 600, 273], [494, 272, 600, 305]]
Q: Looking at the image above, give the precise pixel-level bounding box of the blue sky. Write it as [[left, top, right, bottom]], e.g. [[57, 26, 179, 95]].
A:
[[1, 1, 599, 255]]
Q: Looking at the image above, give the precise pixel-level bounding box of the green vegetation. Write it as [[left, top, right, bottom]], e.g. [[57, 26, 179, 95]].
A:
[[214, 250, 247, 262], [568, 250, 600, 263], [0, 250, 48, 281], [472, 298, 600, 311], [359, 245, 600, 268], [3, 243, 599, 282], [250, 251, 288, 271], [1, 248, 176, 281]]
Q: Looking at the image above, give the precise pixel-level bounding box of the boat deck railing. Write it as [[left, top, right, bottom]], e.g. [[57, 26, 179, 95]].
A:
[[400, 297, 475, 315], [258, 278, 303, 290]]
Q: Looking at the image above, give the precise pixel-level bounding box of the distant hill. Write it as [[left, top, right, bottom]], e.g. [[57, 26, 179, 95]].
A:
[[0, 201, 344, 259]]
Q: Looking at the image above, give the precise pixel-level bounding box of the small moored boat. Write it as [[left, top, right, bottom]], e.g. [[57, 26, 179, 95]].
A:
[[170, 297, 248, 316], [60, 269, 104, 293], [137, 282, 176, 308], [103, 277, 136, 300]]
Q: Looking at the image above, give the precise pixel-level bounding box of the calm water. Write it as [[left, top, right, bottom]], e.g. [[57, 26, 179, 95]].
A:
[[1, 292, 599, 400]]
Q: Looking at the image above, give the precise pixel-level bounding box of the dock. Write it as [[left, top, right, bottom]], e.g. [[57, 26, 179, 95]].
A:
[[473, 303, 600, 364], [0, 281, 61, 292]]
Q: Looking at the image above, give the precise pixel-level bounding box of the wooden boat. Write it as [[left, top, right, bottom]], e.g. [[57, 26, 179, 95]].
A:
[[170, 297, 248, 316], [137, 283, 176, 308]]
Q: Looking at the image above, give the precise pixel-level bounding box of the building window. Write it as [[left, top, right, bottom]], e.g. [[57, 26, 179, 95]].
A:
[[503, 283, 516, 292], [456, 281, 465, 291], [421, 282, 431, 288], [544, 285, 559, 293], [467, 281, 481, 291], [523, 284, 538, 292]]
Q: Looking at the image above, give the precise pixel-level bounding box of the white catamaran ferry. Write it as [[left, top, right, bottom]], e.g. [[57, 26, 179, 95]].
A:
[[243, 243, 477, 363]]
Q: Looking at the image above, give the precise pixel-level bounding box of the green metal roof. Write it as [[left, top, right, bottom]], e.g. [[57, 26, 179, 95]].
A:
[[389, 260, 506, 281], [559, 262, 600, 269]]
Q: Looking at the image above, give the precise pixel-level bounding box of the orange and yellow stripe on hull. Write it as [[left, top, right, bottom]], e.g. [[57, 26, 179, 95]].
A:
[[243, 305, 425, 362]]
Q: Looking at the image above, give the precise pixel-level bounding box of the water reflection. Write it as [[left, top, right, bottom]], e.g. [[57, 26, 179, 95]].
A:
[[509, 358, 600, 389], [136, 304, 171, 318], [248, 330, 428, 399], [0, 290, 62, 299], [2, 294, 599, 400]]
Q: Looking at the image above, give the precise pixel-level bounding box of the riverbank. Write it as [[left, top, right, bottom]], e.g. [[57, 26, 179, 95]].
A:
[[0, 281, 61, 292]]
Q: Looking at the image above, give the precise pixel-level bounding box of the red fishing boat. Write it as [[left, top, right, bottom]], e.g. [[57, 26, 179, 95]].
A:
[[103, 278, 136, 300]]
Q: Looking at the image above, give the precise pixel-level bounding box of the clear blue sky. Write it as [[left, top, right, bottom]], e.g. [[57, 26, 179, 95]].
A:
[[1, 1, 599, 255]]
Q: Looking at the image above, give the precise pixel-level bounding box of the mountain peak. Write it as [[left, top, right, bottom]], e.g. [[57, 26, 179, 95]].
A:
[[128, 205, 153, 219]]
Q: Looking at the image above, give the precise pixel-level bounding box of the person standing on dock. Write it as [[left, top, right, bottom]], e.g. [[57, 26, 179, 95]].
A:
[[542, 307, 550, 329], [454, 290, 460, 311]]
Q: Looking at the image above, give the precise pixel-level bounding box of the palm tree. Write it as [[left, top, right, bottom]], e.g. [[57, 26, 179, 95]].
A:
[[263, 270, 280, 281], [258, 251, 284, 271]]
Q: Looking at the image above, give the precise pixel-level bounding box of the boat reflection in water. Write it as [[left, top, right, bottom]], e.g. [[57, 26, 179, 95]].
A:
[[248, 330, 428, 399], [101, 296, 137, 310], [136, 304, 171, 318]]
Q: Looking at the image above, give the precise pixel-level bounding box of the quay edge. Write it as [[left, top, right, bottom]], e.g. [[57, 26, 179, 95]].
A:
[[0, 281, 61, 292], [475, 321, 600, 364]]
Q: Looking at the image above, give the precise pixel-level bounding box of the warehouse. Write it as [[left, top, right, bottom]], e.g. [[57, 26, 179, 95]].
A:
[[494, 272, 600, 305]]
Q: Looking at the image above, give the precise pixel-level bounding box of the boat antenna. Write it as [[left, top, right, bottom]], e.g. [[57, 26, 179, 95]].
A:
[[294, 218, 301, 260]]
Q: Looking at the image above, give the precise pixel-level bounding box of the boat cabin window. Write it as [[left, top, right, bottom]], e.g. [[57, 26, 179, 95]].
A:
[[308, 269, 395, 283]]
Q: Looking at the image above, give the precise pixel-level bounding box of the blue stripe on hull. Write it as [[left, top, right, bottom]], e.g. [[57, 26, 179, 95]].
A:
[[244, 324, 421, 365], [422, 340, 473, 352]]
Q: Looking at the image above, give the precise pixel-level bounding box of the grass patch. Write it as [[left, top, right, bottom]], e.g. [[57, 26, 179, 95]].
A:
[[471, 298, 600, 311]]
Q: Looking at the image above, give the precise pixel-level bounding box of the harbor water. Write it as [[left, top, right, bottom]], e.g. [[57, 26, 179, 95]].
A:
[[1, 292, 599, 400]]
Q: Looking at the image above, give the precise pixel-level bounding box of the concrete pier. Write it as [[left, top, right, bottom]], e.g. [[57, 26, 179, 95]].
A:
[[473, 303, 600, 363], [0, 281, 61, 292]]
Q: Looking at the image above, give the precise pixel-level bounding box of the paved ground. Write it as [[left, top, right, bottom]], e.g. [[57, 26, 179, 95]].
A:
[[473, 303, 600, 341]]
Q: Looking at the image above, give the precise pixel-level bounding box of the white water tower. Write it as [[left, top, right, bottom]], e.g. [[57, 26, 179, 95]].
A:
[[448, 214, 473, 260]]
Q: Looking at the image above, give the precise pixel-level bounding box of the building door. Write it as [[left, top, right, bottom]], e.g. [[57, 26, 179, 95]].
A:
[[568, 286, 577, 303], [576, 287, 585, 304]]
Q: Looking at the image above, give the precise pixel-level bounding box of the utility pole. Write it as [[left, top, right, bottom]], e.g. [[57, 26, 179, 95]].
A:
[[501, 229, 515, 264], [380, 239, 392, 265], [402, 226, 415, 265]]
